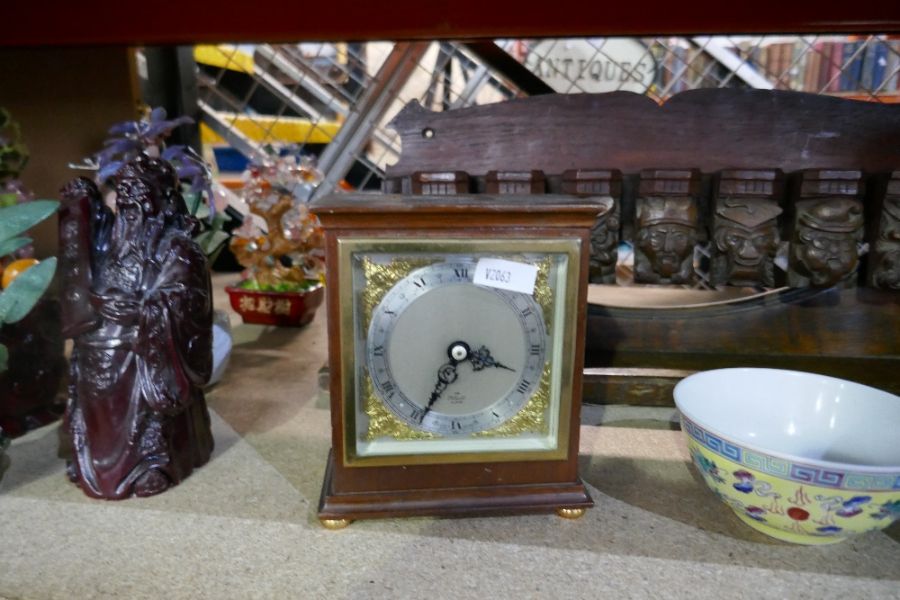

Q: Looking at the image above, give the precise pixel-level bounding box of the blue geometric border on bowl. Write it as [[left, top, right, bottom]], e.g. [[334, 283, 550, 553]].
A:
[[681, 416, 900, 492]]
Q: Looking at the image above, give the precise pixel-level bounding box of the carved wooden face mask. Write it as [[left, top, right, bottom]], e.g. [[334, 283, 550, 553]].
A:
[[638, 223, 697, 277], [794, 228, 859, 286], [714, 200, 782, 261], [793, 199, 863, 286], [716, 225, 777, 262], [634, 196, 698, 281]]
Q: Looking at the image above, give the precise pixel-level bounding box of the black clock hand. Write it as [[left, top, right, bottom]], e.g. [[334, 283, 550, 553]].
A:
[[424, 362, 458, 415], [420, 341, 470, 422], [420, 342, 516, 423], [468, 345, 516, 372]]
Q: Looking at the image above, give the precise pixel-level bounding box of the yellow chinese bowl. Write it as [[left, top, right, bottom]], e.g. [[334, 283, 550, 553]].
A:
[[674, 368, 900, 545]]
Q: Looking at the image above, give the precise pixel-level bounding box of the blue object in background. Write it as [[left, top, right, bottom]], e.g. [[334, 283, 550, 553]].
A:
[[212, 147, 251, 174]]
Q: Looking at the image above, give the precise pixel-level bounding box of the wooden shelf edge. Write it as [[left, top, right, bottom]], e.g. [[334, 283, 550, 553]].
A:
[[5, 3, 900, 47]]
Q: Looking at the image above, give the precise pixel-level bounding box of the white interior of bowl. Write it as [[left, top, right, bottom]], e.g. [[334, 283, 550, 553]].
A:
[[674, 368, 900, 469]]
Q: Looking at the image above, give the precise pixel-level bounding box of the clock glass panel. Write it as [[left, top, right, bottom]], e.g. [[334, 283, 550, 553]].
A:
[[339, 238, 580, 466]]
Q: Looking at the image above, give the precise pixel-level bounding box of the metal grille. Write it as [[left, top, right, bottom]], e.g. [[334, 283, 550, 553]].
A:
[[194, 41, 520, 197], [514, 35, 900, 102]]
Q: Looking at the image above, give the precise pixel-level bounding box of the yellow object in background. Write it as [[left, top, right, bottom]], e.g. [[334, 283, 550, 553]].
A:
[[200, 118, 340, 146], [1, 258, 39, 289], [194, 45, 255, 74]]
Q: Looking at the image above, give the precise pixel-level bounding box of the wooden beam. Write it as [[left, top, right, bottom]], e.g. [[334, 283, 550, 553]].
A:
[[4, 2, 900, 47]]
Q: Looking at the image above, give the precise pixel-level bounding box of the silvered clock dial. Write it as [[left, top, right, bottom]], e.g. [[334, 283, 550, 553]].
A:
[[365, 259, 546, 435]]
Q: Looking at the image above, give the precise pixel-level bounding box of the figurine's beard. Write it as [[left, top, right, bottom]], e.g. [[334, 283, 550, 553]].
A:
[[111, 216, 143, 257], [655, 253, 683, 276], [111, 235, 141, 262]]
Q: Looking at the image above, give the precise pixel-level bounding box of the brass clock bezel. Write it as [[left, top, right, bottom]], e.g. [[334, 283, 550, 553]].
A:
[[337, 237, 582, 467]]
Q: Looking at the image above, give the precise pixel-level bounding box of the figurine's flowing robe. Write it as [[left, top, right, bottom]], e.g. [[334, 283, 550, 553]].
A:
[[61, 176, 213, 499]]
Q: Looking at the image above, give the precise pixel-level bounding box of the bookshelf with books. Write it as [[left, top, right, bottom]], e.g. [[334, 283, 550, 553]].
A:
[[745, 36, 900, 99], [645, 36, 898, 102]]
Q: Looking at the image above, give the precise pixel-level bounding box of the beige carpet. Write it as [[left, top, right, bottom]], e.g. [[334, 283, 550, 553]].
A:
[[1, 278, 898, 599]]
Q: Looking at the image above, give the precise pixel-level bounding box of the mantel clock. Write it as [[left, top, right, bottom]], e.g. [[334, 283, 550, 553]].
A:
[[311, 193, 605, 527]]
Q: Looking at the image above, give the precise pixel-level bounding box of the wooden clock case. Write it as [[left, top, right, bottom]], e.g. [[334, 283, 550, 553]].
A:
[[312, 193, 604, 522]]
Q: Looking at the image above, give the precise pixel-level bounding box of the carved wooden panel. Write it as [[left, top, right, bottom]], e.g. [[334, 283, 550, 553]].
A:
[[381, 89, 900, 400], [386, 90, 900, 292], [385, 90, 900, 180]]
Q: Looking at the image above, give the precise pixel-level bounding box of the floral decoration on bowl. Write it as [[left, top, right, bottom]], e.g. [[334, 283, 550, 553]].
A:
[[675, 368, 900, 545]]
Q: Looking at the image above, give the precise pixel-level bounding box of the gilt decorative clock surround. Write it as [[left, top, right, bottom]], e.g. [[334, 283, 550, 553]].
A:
[[360, 255, 551, 441]]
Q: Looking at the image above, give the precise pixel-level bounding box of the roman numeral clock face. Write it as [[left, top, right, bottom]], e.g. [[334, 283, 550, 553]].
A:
[[344, 242, 577, 466], [367, 260, 546, 435]]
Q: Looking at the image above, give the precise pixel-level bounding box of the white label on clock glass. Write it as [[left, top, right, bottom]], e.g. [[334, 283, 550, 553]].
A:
[[473, 258, 538, 295]]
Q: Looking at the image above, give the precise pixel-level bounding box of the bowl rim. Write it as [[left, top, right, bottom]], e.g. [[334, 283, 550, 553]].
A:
[[674, 367, 900, 474]]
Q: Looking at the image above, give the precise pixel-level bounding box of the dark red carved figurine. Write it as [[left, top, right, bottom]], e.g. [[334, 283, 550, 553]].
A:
[[59, 156, 214, 499]]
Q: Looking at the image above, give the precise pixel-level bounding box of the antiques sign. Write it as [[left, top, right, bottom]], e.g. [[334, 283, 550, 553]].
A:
[[525, 39, 657, 94]]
